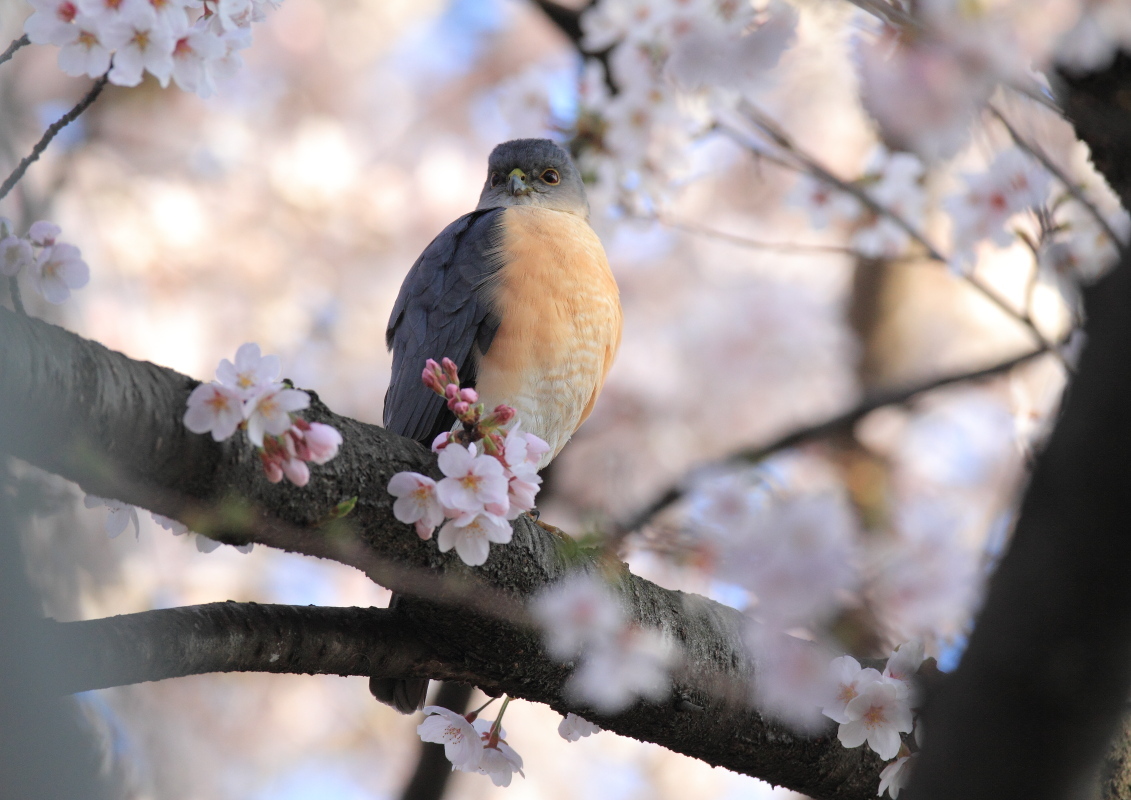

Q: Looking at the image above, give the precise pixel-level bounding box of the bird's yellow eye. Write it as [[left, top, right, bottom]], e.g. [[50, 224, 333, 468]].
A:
[[541, 169, 560, 185], [489, 172, 502, 188]]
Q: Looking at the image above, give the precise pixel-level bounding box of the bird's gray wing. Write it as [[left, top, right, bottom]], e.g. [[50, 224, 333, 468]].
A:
[[383, 207, 507, 443]]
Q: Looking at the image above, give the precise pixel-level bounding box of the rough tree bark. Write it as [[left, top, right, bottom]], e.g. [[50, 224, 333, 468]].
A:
[[0, 306, 887, 800]]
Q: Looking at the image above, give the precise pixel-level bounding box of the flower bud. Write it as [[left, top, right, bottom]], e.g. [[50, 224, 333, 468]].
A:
[[459, 388, 479, 403]]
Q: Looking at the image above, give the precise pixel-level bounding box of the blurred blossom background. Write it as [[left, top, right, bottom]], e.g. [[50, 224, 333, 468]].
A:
[[1, 0, 1126, 795]]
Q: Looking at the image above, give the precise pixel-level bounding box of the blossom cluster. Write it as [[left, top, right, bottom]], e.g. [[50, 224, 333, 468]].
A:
[[416, 704, 524, 788], [387, 358, 548, 567], [23, 0, 278, 96], [531, 571, 675, 713], [823, 642, 924, 798], [183, 342, 341, 486], [1, 219, 89, 304]]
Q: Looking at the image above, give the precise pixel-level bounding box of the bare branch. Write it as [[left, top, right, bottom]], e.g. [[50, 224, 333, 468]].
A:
[[0, 34, 29, 67], [0, 74, 108, 204], [616, 344, 1053, 537]]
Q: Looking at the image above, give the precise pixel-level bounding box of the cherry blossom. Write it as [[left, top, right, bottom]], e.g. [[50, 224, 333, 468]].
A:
[[151, 512, 189, 535], [787, 174, 863, 231], [105, 5, 176, 87], [461, 719, 524, 787], [297, 422, 341, 464], [878, 754, 914, 799], [838, 677, 914, 760], [30, 242, 90, 304], [566, 626, 674, 713], [1055, 0, 1131, 71], [945, 147, 1051, 266], [822, 655, 883, 725], [416, 706, 482, 769], [58, 15, 124, 77], [184, 382, 244, 441], [216, 341, 280, 398], [852, 150, 928, 259], [83, 495, 141, 539], [27, 221, 61, 246], [0, 236, 33, 278], [435, 443, 509, 518], [170, 23, 225, 97], [388, 472, 445, 540], [244, 386, 309, 447], [436, 511, 512, 566], [530, 572, 626, 659], [747, 626, 837, 732], [558, 713, 601, 742], [883, 640, 925, 685], [24, 0, 81, 46]]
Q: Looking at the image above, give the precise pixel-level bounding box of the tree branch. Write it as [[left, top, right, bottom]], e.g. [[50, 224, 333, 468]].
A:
[[616, 344, 1053, 537], [0, 306, 887, 800]]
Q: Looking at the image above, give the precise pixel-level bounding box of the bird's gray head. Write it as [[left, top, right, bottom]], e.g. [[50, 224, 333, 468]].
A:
[[476, 139, 588, 217]]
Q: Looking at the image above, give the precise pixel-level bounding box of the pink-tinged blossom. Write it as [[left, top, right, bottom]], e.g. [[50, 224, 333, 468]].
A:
[[30, 242, 89, 304], [58, 15, 124, 77], [787, 174, 862, 231], [388, 472, 444, 540], [0, 236, 33, 277], [748, 627, 837, 733], [857, 34, 990, 162], [883, 641, 925, 686], [566, 627, 674, 713], [558, 713, 601, 742], [945, 148, 1051, 265], [170, 23, 225, 96], [530, 572, 626, 659], [878, 754, 914, 799], [580, 0, 669, 51], [184, 382, 244, 441], [838, 678, 914, 760], [417, 706, 482, 769], [76, 0, 150, 23], [83, 495, 140, 540], [666, 0, 797, 92], [24, 0, 80, 46], [28, 221, 61, 246], [301, 422, 342, 464], [280, 456, 309, 487], [436, 443, 508, 517], [822, 656, 883, 725], [107, 8, 175, 87], [436, 512, 512, 566], [244, 386, 309, 447], [460, 719, 524, 787], [216, 342, 281, 398]]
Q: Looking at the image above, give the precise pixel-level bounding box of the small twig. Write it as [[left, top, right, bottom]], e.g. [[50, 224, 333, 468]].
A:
[[0, 73, 109, 204], [7, 276, 25, 315], [989, 104, 1126, 253], [614, 344, 1052, 537], [0, 34, 29, 68]]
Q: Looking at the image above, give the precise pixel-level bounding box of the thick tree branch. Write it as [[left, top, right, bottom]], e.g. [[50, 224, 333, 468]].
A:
[[0, 307, 886, 800]]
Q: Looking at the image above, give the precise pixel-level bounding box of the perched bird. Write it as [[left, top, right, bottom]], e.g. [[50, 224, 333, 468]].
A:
[[373, 138, 622, 713]]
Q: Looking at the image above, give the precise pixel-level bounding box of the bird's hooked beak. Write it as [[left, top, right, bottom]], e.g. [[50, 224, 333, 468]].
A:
[[507, 168, 531, 197]]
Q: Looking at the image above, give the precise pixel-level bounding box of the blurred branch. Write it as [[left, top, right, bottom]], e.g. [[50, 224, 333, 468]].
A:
[[529, 0, 587, 45], [616, 343, 1053, 537], [0, 307, 888, 800], [728, 102, 1056, 351], [0, 73, 107, 204], [989, 104, 1126, 252], [7, 275, 25, 315], [0, 34, 29, 68]]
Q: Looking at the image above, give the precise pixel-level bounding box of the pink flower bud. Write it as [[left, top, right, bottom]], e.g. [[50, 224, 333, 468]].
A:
[[445, 383, 459, 400], [451, 400, 470, 416], [459, 388, 479, 403], [441, 357, 459, 382], [431, 431, 451, 452], [304, 422, 342, 464], [282, 457, 310, 487], [262, 456, 284, 483], [492, 404, 516, 424]]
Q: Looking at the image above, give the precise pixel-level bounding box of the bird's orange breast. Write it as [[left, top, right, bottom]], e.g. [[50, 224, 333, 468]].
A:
[[475, 206, 621, 466]]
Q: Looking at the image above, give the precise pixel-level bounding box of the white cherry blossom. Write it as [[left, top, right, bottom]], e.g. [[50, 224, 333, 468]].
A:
[[24, 0, 80, 46], [530, 572, 626, 659], [879, 754, 914, 799], [838, 677, 914, 760], [107, 6, 175, 87], [244, 386, 309, 446], [822, 656, 883, 725], [184, 382, 244, 441], [417, 706, 482, 770], [558, 713, 601, 741], [461, 719, 524, 787], [216, 342, 281, 398], [883, 641, 925, 685], [388, 472, 444, 540], [0, 236, 33, 277], [58, 14, 125, 77], [435, 443, 508, 517], [30, 242, 89, 304], [436, 511, 512, 566], [170, 23, 225, 97]]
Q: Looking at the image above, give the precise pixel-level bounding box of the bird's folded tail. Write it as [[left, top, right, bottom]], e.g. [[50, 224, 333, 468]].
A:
[[369, 675, 429, 715]]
